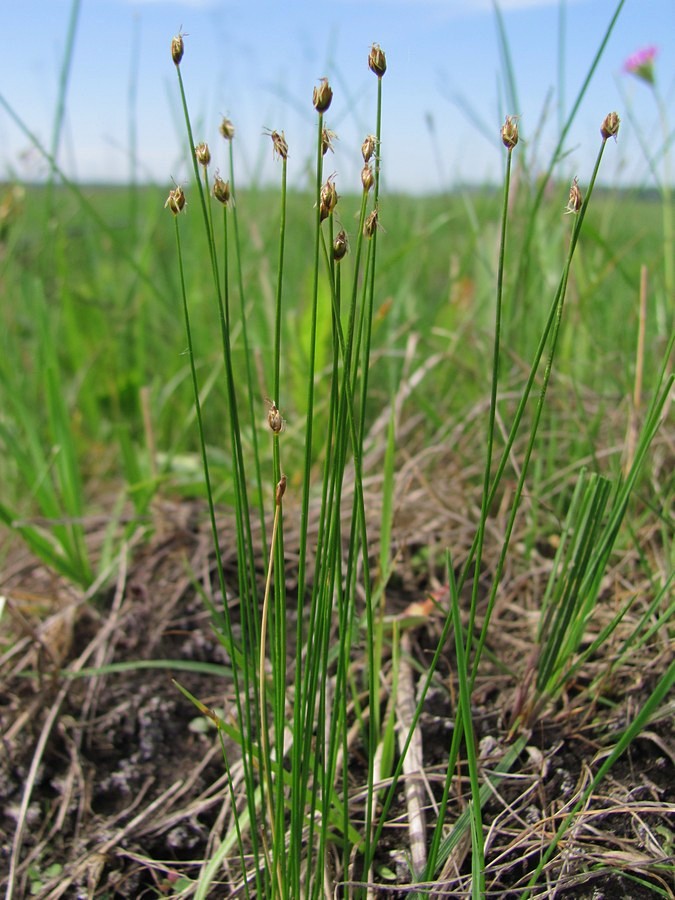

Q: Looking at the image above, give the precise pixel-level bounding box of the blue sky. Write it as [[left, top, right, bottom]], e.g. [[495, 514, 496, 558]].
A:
[[1, 0, 673, 192]]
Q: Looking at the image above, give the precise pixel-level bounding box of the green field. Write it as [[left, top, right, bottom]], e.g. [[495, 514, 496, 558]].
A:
[[0, 29, 673, 900]]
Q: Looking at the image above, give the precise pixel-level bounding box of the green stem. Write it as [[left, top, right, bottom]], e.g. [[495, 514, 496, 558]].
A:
[[467, 144, 513, 662]]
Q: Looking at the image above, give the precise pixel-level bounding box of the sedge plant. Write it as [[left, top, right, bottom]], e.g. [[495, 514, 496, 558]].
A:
[[166, 34, 395, 898], [163, 8, 674, 894]]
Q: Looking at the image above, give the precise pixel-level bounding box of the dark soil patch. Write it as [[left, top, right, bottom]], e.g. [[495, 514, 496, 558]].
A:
[[1, 496, 673, 899]]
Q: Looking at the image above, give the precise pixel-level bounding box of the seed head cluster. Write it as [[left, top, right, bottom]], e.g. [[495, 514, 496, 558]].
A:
[[565, 177, 583, 215], [321, 128, 338, 157], [364, 209, 379, 238], [195, 142, 211, 167], [171, 31, 185, 66], [219, 117, 236, 141], [165, 185, 186, 216], [313, 78, 333, 113], [267, 401, 284, 435], [501, 116, 519, 151], [275, 474, 287, 506], [361, 164, 374, 194], [166, 37, 388, 274], [265, 129, 289, 161], [213, 175, 231, 206], [368, 43, 387, 78], [601, 111, 620, 142], [320, 176, 338, 222], [333, 230, 348, 261], [361, 135, 377, 163]]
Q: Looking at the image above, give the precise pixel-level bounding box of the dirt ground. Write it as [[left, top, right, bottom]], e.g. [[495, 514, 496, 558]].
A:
[[1, 478, 673, 899]]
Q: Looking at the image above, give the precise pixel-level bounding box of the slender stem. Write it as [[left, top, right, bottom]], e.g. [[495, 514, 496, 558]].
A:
[[172, 209, 260, 888], [46, 0, 82, 217], [289, 109, 325, 897], [228, 138, 268, 552], [467, 145, 513, 662]]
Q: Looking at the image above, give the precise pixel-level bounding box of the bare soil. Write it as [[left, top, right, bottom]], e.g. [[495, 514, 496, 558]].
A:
[[1, 477, 673, 899]]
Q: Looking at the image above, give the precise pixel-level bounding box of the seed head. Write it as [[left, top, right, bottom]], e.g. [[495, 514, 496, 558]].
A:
[[171, 30, 185, 66], [264, 129, 289, 161], [600, 111, 620, 142], [319, 175, 338, 221], [213, 174, 231, 206], [364, 208, 379, 238], [219, 117, 236, 140], [501, 115, 519, 151], [361, 164, 374, 194], [321, 127, 338, 156], [565, 177, 583, 215], [275, 474, 287, 506], [267, 400, 285, 434], [333, 230, 348, 261], [361, 134, 377, 163], [165, 185, 186, 216], [368, 43, 387, 78], [195, 143, 211, 167], [313, 77, 333, 113]]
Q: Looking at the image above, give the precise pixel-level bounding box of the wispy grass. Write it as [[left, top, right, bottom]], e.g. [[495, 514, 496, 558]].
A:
[[1, 1, 673, 896]]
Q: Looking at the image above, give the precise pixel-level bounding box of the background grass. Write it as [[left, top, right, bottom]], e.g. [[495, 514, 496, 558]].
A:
[[0, 180, 667, 517]]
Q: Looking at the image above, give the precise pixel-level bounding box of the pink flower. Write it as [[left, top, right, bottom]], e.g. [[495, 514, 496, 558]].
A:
[[624, 45, 658, 86]]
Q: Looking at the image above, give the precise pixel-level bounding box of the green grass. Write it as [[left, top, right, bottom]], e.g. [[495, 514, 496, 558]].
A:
[[1, 2, 673, 897]]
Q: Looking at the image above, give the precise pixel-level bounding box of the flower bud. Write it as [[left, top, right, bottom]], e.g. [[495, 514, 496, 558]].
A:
[[275, 474, 287, 506], [321, 127, 337, 156], [361, 134, 377, 163], [624, 45, 658, 86], [501, 115, 519, 151], [600, 111, 620, 142], [219, 117, 235, 140], [361, 164, 374, 194], [165, 185, 186, 215], [171, 31, 185, 66], [565, 177, 583, 214], [368, 43, 387, 78], [267, 401, 284, 434], [364, 208, 379, 238], [333, 230, 348, 261], [319, 176, 338, 221], [213, 175, 231, 205], [195, 143, 211, 167], [264, 129, 288, 161], [313, 77, 333, 113]]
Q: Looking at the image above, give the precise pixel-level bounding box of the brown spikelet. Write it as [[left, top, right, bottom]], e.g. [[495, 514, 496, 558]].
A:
[[565, 177, 583, 214], [501, 115, 519, 150], [319, 176, 338, 221], [219, 117, 236, 140], [171, 30, 185, 66], [362, 134, 377, 163], [267, 400, 285, 435], [264, 129, 289, 161], [165, 185, 186, 215], [321, 128, 338, 156], [364, 208, 379, 238], [313, 78, 333, 113], [213, 175, 231, 206], [601, 111, 620, 142], [368, 43, 387, 77], [195, 143, 211, 167], [333, 230, 348, 261], [275, 474, 287, 506]]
